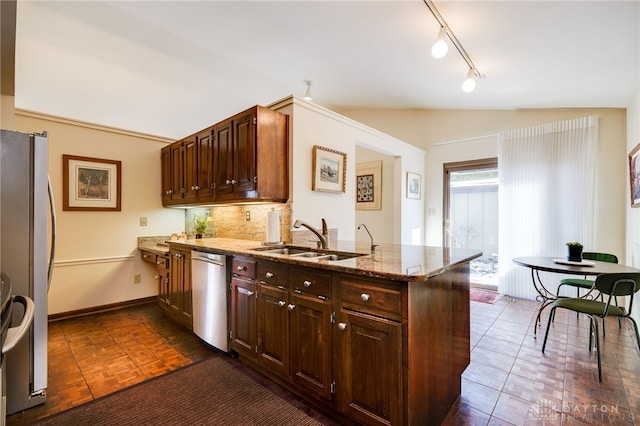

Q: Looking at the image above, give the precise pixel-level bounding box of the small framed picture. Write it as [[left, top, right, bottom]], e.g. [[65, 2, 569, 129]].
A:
[[63, 154, 121, 211], [406, 172, 421, 199], [629, 143, 640, 207], [312, 145, 346, 193], [356, 160, 382, 210]]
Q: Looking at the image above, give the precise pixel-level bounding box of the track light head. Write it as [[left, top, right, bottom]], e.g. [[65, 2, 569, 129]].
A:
[[462, 69, 476, 93], [431, 26, 448, 59], [303, 80, 312, 101]]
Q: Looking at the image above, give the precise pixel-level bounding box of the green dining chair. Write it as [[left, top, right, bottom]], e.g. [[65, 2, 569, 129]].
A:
[[542, 272, 640, 382], [556, 252, 620, 332], [556, 252, 618, 297]]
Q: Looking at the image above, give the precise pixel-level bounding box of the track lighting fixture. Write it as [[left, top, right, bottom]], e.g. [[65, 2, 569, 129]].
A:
[[303, 80, 312, 101], [462, 69, 477, 93], [423, 0, 484, 92], [431, 26, 448, 59]]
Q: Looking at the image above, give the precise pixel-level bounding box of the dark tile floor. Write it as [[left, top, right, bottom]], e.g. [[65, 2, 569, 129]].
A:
[[7, 296, 640, 425]]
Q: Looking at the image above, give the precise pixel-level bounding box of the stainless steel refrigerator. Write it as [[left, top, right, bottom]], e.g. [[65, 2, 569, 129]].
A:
[[0, 129, 54, 414]]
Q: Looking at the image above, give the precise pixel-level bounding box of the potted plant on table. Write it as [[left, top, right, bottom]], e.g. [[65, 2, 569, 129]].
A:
[[193, 216, 208, 239], [566, 241, 583, 262]]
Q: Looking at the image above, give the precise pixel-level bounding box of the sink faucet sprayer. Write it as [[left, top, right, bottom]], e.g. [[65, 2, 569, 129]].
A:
[[357, 224, 378, 252], [293, 219, 329, 249]]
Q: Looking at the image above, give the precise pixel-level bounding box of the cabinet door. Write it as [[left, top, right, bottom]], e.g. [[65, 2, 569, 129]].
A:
[[183, 136, 198, 202], [161, 146, 172, 205], [180, 251, 192, 326], [257, 285, 289, 378], [233, 110, 257, 194], [230, 277, 256, 357], [214, 118, 234, 197], [157, 255, 170, 308], [169, 250, 184, 315], [336, 309, 403, 426], [289, 293, 332, 400], [170, 142, 185, 202], [196, 127, 215, 200]]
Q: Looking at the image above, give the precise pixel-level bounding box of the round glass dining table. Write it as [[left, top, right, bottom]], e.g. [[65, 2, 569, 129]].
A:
[[512, 256, 640, 336]]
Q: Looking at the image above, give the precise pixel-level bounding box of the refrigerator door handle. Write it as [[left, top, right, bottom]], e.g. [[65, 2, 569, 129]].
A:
[[47, 175, 56, 292], [2, 295, 35, 354]]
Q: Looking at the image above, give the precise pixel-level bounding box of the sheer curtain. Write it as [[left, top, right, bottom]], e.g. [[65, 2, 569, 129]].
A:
[[498, 116, 598, 299]]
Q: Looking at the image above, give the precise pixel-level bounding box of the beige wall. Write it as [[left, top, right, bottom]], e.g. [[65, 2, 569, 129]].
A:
[[13, 109, 184, 315], [340, 108, 627, 257], [5, 101, 633, 314], [270, 96, 426, 245]]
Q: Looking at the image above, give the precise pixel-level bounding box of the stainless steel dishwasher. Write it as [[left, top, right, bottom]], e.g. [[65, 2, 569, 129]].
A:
[[191, 251, 228, 352]]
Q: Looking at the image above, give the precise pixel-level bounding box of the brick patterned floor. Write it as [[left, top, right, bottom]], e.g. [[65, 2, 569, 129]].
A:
[[6, 296, 640, 425]]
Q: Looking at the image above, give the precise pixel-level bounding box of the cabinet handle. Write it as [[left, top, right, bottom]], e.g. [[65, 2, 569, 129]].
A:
[[226, 179, 237, 185], [360, 293, 370, 302], [194, 185, 200, 190], [232, 179, 237, 184], [166, 190, 173, 195], [238, 287, 254, 297], [338, 323, 347, 331], [266, 272, 274, 278], [236, 265, 246, 272], [154, 275, 159, 280], [303, 280, 312, 288], [156, 260, 161, 265], [278, 301, 286, 308], [287, 304, 295, 311]]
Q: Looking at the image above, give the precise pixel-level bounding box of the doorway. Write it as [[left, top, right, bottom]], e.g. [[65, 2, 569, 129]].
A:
[[443, 158, 498, 290]]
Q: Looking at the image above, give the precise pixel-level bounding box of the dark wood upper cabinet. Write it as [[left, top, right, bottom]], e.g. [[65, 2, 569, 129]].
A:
[[183, 135, 198, 202], [161, 105, 288, 207], [196, 127, 215, 200]]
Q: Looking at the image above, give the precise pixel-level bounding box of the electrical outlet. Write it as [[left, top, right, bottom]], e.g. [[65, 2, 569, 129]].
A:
[[245, 211, 250, 221], [133, 273, 141, 284], [140, 217, 148, 226]]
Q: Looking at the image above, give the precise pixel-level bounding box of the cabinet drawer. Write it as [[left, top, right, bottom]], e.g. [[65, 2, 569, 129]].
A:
[[291, 269, 331, 299], [232, 257, 256, 279], [140, 251, 157, 264], [257, 261, 289, 288], [339, 280, 402, 319]]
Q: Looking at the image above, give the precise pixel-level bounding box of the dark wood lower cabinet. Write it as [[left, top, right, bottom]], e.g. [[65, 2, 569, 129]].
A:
[[289, 293, 332, 400], [257, 284, 289, 378], [229, 258, 472, 426], [230, 276, 256, 358], [336, 309, 403, 426], [165, 248, 192, 329]]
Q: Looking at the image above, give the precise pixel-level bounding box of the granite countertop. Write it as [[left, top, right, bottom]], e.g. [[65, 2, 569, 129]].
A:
[[140, 237, 481, 282], [138, 236, 171, 256]]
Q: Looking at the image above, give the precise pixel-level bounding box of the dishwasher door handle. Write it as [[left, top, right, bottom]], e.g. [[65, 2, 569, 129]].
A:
[[192, 257, 225, 267]]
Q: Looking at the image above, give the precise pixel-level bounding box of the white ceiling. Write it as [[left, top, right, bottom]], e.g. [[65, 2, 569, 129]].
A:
[[14, 1, 640, 140]]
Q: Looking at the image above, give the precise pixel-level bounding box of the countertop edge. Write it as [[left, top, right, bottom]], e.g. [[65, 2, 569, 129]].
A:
[[139, 238, 482, 282]]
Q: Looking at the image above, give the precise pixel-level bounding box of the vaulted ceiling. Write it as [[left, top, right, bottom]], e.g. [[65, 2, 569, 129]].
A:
[[10, 1, 640, 139]]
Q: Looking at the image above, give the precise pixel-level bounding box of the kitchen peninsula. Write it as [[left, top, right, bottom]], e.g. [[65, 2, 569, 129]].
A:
[[139, 237, 481, 426]]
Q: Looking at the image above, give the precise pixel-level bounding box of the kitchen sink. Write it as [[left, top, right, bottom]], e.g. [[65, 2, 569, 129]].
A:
[[250, 245, 365, 261], [251, 246, 316, 256]]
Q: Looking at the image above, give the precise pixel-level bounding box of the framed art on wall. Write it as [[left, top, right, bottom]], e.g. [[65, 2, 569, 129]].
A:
[[629, 143, 640, 207], [63, 154, 121, 211], [406, 172, 421, 199], [356, 160, 382, 210], [312, 145, 346, 193]]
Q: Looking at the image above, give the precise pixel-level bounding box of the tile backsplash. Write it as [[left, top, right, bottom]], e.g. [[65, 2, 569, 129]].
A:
[[186, 203, 292, 243]]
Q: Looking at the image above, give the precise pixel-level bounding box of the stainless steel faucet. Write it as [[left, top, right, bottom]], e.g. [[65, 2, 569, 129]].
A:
[[357, 224, 378, 252], [293, 219, 329, 249]]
